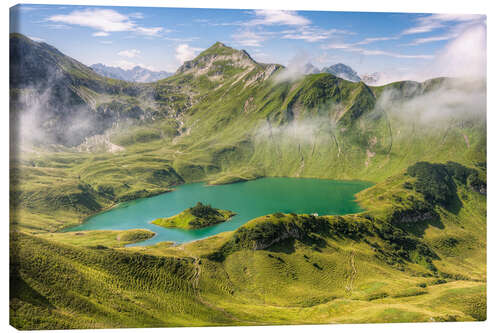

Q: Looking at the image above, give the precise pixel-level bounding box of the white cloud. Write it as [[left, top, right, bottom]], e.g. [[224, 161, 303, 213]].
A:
[[113, 60, 155, 71], [92, 31, 109, 37], [365, 25, 486, 85], [45, 23, 70, 30], [430, 24, 486, 79], [356, 36, 399, 45], [129, 12, 144, 19], [376, 79, 485, 125], [405, 34, 456, 46], [135, 26, 164, 36], [273, 51, 317, 83], [251, 51, 273, 63], [249, 10, 310, 26], [47, 9, 164, 36], [117, 49, 141, 58], [232, 30, 268, 47], [164, 36, 200, 43], [281, 27, 352, 43], [175, 44, 202, 63], [323, 43, 433, 59], [402, 13, 484, 35], [48, 9, 134, 32]]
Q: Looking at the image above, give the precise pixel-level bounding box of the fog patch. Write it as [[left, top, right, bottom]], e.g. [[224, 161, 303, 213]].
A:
[[254, 116, 336, 145], [368, 24, 486, 86], [273, 51, 318, 83], [376, 78, 486, 124]]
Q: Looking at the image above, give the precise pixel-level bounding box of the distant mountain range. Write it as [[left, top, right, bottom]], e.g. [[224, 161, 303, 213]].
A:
[[90, 60, 376, 86], [90, 63, 172, 83]]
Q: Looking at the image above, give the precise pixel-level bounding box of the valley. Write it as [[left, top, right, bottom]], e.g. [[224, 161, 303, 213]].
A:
[[9, 33, 486, 329]]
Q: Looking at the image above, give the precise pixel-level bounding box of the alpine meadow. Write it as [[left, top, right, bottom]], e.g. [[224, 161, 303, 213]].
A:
[[9, 5, 487, 330]]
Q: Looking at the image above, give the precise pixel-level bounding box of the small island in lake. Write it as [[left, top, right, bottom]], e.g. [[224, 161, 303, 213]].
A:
[[152, 202, 236, 229]]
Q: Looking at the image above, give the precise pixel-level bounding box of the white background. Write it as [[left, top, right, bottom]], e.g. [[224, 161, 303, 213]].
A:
[[2, 0, 498, 332]]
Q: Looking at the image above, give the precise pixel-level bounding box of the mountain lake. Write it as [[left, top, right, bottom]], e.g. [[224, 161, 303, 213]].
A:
[[66, 177, 372, 246]]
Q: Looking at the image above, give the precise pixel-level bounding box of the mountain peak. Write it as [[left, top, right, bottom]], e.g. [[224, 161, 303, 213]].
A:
[[321, 63, 361, 82], [175, 42, 258, 76]]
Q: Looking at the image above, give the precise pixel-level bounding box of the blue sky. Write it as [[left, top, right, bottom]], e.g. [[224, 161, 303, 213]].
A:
[[10, 4, 486, 79]]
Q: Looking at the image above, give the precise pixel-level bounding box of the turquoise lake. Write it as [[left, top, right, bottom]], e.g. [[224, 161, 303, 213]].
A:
[[67, 177, 372, 246]]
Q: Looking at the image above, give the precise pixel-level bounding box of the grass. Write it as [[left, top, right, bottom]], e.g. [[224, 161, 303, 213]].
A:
[[38, 229, 155, 248]]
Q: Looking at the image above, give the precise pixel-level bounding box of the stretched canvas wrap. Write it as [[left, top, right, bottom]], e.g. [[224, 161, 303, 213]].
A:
[[9, 3, 487, 330]]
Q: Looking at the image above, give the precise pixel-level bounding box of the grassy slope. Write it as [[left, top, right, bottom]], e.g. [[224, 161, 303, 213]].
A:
[[11, 162, 486, 328], [38, 229, 156, 248]]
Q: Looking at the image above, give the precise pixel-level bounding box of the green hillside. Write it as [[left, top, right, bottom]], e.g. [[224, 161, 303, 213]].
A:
[[11, 163, 486, 328], [9, 34, 486, 329]]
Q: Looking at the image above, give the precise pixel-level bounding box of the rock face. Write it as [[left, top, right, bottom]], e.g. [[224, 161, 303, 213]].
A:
[[90, 63, 172, 83], [321, 63, 361, 82], [10, 33, 147, 146], [176, 42, 258, 76]]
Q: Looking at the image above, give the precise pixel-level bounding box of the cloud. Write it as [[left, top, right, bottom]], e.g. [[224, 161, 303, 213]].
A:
[[135, 26, 164, 36], [92, 31, 109, 37], [232, 10, 352, 47], [47, 9, 164, 36], [281, 27, 352, 43], [430, 24, 486, 79], [251, 51, 274, 63], [273, 51, 318, 83], [175, 44, 202, 63], [405, 34, 456, 46], [376, 78, 486, 125], [232, 30, 269, 47], [323, 43, 433, 59], [402, 13, 485, 35], [255, 116, 334, 144], [164, 36, 200, 43], [356, 36, 399, 45], [364, 25, 486, 85], [117, 49, 141, 58], [113, 60, 155, 71], [48, 9, 134, 32], [45, 23, 71, 30], [129, 12, 144, 19], [248, 10, 310, 26]]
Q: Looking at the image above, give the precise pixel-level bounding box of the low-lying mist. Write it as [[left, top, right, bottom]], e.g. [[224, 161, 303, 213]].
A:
[[254, 76, 485, 148], [376, 78, 486, 124]]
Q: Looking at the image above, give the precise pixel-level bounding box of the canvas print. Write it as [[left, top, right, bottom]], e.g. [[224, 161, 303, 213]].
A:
[[9, 4, 487, 330]]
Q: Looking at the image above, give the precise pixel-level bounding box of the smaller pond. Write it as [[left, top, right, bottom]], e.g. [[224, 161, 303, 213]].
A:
[[66, 177, 372, 246]]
